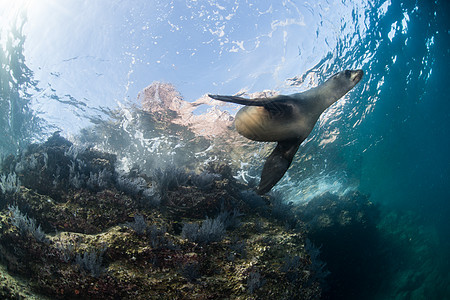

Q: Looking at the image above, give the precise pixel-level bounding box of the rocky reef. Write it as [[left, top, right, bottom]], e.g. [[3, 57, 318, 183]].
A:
[[0, 133, 324, 299], [2, 83, 420, 299]]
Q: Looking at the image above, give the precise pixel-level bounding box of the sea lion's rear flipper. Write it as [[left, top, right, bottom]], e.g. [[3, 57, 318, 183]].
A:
[[257, 139, 302, 195], [209, 94, 269, 106], [208, 94, 291, 107]]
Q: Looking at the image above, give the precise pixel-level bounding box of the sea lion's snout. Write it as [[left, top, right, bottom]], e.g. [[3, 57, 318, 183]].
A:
[[351, 69, 364, 83]]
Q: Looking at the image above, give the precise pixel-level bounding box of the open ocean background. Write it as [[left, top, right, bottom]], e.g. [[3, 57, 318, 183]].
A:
[[1, 0, 449, 299]]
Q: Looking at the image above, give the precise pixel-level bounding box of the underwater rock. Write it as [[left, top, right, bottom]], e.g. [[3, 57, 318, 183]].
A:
[[296, 191, 379, 232], [0, 132, 117, 202], [0, 135, 322, 299], [139, 82, 236, 138], [295, 191, 382, 299]]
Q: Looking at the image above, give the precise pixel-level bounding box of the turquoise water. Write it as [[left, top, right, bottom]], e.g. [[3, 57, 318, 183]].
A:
[[1, 0, 449, 299]]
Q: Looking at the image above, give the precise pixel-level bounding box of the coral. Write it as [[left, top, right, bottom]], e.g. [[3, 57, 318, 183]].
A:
[[116, 175, 147, 195], [142, 186, 161, 206], [68, 160, 83, 189], [191, 171, 220, 190], [55, 240, 76, 263], [146, 224, 169, 249], [179, 261, 200, 283], [227, 239, 247, 261], [196, 217, 226, 243], [152, 164, 189, 193], [1, 132, 117, 201], [305, 238, 330, 283], [180, 222, 200, 241], [116, 174, 160, 207], [241, 189, 267, 209], [0, 172, 20, 194], [86, 169, 112, 191], [75, 247, 106, 277], [182, 215, 226, 244], [64, 144, 88, 160], [269, 192, 297, 227], [281, 254, 306, 284], [247, 269, 265, 294], [216, 208, 243, 230], [8, 205, 47, 243], [126, 214, 148, 235]]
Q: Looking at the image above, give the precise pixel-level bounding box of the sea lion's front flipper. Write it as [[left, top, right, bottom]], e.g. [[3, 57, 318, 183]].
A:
[[257, 139, 302, 195], [208, 94, 290, 106]]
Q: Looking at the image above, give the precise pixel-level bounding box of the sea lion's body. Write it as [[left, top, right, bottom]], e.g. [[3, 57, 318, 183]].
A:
[[209, 69, 363, 194], [234, 97, 315, 142]]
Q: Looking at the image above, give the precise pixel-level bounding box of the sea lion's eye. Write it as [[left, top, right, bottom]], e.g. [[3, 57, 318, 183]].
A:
[[344, 70, 351, 78]]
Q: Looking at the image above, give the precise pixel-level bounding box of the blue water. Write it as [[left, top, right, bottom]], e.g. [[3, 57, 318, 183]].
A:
[[1, 0, 449, 298], [357, 0, 450, 257]]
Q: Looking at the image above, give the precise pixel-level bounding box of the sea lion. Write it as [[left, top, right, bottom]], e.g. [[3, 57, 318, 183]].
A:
[[209, 69, 363, 194]]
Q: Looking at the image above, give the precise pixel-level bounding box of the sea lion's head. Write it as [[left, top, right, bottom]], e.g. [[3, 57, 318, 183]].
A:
[[326, 69, 364, 98]]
